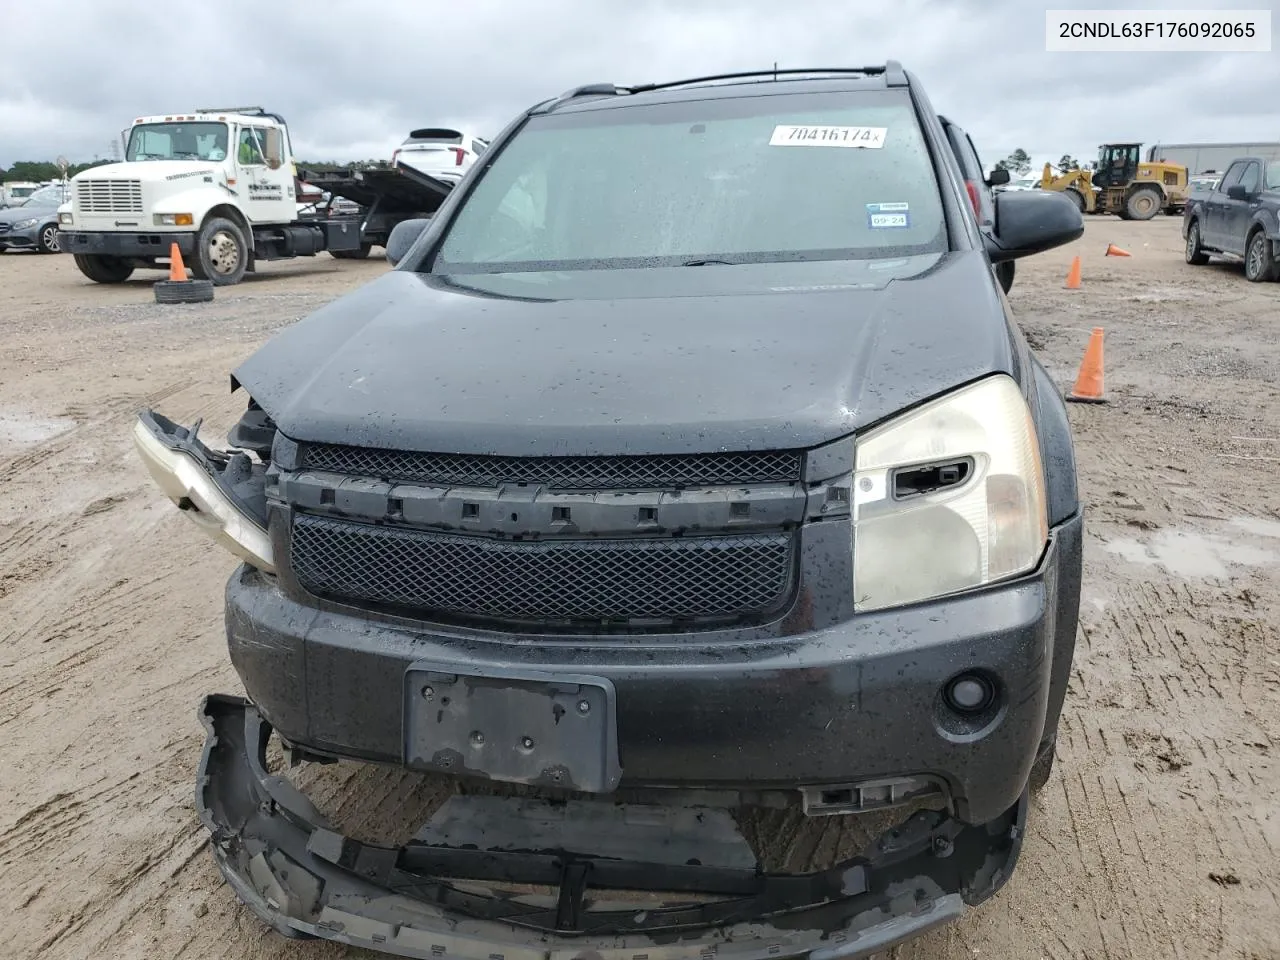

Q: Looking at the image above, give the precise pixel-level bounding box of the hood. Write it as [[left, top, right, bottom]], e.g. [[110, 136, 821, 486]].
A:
[[0, 202, 58, 222], [233, 252, 1016, 457], [71, 160, 223, 184]]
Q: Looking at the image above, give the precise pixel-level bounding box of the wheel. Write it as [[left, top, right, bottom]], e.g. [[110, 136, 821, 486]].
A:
[[37, 223, 61, 253], [994, 259, 1015, 294], [1184, 219, 1210, 265], [1124, 186, 1161, 221], [1029, 741, 1056, 793], [154, 278, 215, 303], [1063, 187, 1087, 213], [190, 217, 249, 285], [1244, 230, 1278, 283], [73, 254, 134, 283], [330, 243, 373, 260]]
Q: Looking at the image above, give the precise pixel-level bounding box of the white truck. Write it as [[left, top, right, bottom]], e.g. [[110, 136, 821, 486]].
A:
[[57, 107, 453, 285], [1, 181, 42, 207]]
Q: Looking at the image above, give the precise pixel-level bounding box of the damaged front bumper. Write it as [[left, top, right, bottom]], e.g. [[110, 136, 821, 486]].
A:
[[197, 694, 1029, 960]]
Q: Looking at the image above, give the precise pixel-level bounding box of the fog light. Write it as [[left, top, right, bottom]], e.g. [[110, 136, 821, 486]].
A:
[[944, 673, 994, 714]]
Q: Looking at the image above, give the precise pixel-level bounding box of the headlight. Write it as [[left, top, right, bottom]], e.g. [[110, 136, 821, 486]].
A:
[[13, 218, 38, 229], [153, 213, 194, 226], [852, 374, 1047, 612], [58, 212, 74, 225], [131, 418, 275, 573]]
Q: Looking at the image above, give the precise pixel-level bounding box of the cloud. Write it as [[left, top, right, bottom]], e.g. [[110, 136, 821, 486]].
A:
[[2, 0, 1275, 168]]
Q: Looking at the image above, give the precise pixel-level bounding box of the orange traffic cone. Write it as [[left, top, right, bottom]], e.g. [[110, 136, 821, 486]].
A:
[[168, 242, 189, 282], [1065, 255, 1082, 289], [1105, 243, 1131, 257], [1067, 327, 1106, 403]]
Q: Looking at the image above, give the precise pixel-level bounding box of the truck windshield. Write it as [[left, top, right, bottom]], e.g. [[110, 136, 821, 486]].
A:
[[126, 122, 229, 162], [435, 89, 947, 272]]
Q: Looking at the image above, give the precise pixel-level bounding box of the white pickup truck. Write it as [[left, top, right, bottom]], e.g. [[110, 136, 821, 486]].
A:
[[57, 107, 452, 285]]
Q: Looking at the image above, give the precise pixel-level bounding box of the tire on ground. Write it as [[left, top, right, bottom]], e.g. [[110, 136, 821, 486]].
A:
[[1244, 229, 1279, 283], [73, 254, 134, 284], [1124, 186, 1162, 221], [37, 223, 61, 254], [154, 279, 216, 304], [190, 216, 249, 286], [1064, 187, 1087, 213], [1184, 219, 1210, 266]]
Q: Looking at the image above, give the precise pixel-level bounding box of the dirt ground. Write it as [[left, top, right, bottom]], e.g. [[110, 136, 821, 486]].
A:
[[1, 219, 1277, 960]]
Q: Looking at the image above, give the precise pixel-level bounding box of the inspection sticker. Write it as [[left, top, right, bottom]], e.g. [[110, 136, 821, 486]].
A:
[[866, 202, 911, 229], [769, 125, 887, 148]]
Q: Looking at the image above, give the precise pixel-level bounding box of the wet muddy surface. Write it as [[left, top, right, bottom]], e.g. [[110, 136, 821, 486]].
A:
[[1, 220, 1278, 959]]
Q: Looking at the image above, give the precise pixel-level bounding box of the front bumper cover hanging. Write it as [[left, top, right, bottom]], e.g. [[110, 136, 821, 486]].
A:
[[195, 694, 1028, 960]]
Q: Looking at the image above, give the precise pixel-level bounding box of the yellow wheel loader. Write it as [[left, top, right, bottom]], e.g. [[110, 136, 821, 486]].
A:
[[1040, 144, 1188, 220]]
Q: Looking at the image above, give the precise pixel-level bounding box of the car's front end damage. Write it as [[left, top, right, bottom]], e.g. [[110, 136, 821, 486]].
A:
[[199, 692, 1027, 960]]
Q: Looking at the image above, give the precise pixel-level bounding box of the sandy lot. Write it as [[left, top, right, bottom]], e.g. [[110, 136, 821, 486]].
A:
[[1, 220, 1277, 960]]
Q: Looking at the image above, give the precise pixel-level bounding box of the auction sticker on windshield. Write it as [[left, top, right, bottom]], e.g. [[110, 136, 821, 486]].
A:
[[866, 202, 911, 228], [769, 125, 887, 148]]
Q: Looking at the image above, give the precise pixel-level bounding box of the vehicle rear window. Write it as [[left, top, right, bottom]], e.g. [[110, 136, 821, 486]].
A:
[[435, 89, 946, 272]]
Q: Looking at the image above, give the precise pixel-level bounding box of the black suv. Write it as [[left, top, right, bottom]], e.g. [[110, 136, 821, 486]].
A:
[[135, 63, 1084, 959]]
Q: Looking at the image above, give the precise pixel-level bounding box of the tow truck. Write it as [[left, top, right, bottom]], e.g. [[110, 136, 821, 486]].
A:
[[56, 107, 453, 285]]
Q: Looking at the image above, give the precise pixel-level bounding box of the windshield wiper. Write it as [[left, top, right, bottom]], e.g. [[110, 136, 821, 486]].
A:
[[682, 258, 739, 266]]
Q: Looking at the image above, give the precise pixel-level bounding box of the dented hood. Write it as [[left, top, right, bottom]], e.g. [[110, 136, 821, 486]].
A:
[[232, 251, 1016, 457]]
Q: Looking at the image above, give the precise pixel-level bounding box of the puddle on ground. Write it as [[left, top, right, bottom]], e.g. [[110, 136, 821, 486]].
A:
[[1104, 526, 1277, 579], [0, 411, 76, 451], [1230, 516, 1280, 539]]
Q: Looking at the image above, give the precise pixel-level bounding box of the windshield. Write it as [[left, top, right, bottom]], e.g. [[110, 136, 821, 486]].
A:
[[126, 122, 229, 162], [26, 184, 67, 204], [435, 90, 946, 273]]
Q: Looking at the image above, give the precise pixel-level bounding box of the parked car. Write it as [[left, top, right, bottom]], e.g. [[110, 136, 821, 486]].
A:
[[1188, 172, 1222, 198], [0, 182, 69, 253], [1184, 156, 1280, 282], [133, 61, 1084, 960], [939, 115, 1015, 292], [391, 127, 489, 183], [997, 175, 1042, 193]]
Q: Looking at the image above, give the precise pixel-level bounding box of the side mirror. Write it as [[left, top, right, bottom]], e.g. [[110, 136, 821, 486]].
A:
[[264, 128, 283, 171], [986, 168, 1011, 186], [1226, 184, 1249, 201], [385, 217, 432, 267], [984, 190, 1084, 263]]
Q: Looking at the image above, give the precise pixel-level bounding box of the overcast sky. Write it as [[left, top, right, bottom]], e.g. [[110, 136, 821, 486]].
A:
[[3, 0, 1276, 171]]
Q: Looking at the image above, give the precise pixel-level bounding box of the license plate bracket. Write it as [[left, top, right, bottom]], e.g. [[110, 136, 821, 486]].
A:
[[403, 662, 622, 793]]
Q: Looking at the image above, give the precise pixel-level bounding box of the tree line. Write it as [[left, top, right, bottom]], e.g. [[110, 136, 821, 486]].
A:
[[994, 149, 1082, 177]]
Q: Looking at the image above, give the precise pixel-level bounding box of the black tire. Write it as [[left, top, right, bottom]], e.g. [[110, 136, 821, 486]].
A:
[[37, 223, 61, 254], [995, 259, 1015, 294], [1063, 187, 1087, 213], [73, 253, 134, 284], [154, 278, 215, 303], [330, 243, 373, 260], [1244, 229, 1279, 283], [1029, 741, 1056, 793], [1184, 219, 1210, 265], [189, 217, 249, 286], [1124, 186, 1161, 221]]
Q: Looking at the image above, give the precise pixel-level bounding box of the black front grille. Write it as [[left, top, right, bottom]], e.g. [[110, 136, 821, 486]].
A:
[[300, 444, 802, 490], [289, 514, 796, 627]]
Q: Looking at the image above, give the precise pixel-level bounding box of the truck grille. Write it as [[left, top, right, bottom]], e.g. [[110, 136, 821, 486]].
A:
[[289, 514, 796, 627], [300, 444, 803, 490], [75, 179, 143, 215]]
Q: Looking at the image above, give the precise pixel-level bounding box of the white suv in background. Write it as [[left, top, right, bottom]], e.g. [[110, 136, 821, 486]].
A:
[[392, 128, 490, 182]]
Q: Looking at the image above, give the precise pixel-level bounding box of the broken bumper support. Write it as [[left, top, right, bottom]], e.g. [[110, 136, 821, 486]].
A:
[[196, 694, 1029, 960]]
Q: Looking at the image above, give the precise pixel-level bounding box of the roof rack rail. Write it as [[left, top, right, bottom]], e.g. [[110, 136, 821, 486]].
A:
[[558, 83, 630, 99], [195, 106, 268, 115], [628, 63, 907, 94]]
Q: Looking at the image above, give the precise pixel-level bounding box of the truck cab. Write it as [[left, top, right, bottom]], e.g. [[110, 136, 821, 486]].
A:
[[57, 107, 365, 286]]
